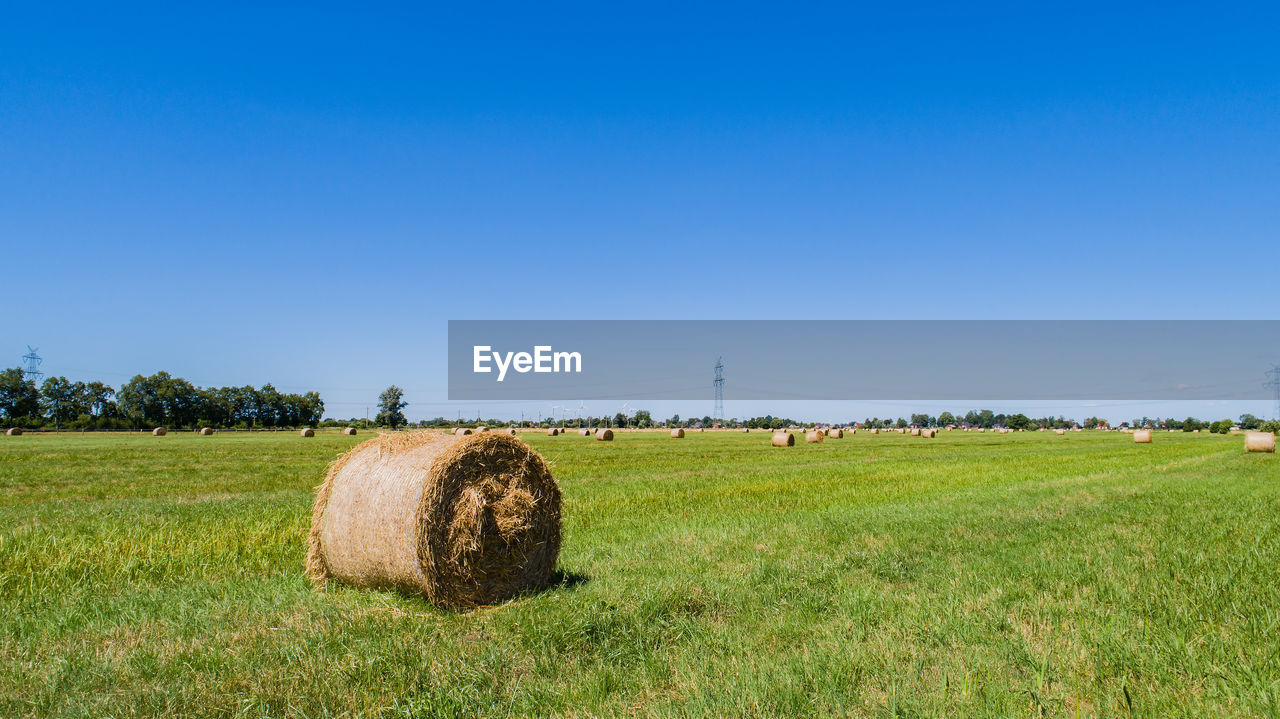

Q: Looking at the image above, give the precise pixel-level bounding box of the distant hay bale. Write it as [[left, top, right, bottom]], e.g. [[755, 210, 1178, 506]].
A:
[[344, 427, 358, 435], [827, 428, 844, 438], [771, 431, 794, 447], [1133, 430, 1152, 444], [741, 428, 750, 433], [5, 427, 22, 436], [152, 427, 167, 436], [300, 428, 315, 437], [307, 431, 561, 608], [546, 428, 559, 436], [698, 428, 705, 432], [476, 426, 488, 433], [805, 430, 824, 443], [595, 428, 613, 441], [577, 428, 592, 436], [909, 428, 921, 436], [1055, 429, 1066, 435], [504, 428, 517, 435], [670, 428, 685, 438], [921, 428, 937, 438], [198, 427, 213, 435], [976, 428, 985, 433], [869, 428, 879, 434], [1245, 431, 1275, 453]]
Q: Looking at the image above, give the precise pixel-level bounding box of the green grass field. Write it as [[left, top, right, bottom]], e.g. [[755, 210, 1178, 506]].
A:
[[2, 429, 1278, 717]]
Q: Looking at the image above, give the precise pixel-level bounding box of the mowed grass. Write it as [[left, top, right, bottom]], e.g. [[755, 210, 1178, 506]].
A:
[[2, 430, 1278, 718]]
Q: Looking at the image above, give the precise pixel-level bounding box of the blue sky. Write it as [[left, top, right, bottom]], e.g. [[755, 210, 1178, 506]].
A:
[[3, 3, 1279, 423]]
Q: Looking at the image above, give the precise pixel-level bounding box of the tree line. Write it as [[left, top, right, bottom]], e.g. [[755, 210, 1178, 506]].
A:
[[0, 369, 323, 430]]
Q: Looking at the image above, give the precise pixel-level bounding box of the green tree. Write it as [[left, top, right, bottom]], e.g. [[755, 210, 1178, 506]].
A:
[[0, 368, 41, 421], [938, 411, 956, 427], [376, 385, 408, 428]]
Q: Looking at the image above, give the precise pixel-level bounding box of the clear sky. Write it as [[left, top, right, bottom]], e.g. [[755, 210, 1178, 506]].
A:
[[3, 3, 1278, 424]]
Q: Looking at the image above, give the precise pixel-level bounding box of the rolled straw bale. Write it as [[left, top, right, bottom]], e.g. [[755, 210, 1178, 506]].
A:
[[1133, 430, 1152, 444], [976, 428, 985, 433], [897, 428, 906, 434], [869, 428, 879, 434], [455, 428, 473, 436], [771, 431, 795, 447], [828, 428, 844, 438], [805, 430, 824, 443], [476, 426, 488, 433], [504, 428, 517, 435], [670, 428, 685, 438], [300, 428, 316, 437], [921, 428, 937, 438], [595, 428, 613, 441], [698, 428, 705, 432], [547, 428, 559, 436], [307, 431, 561, 608], [741, 428, 750, 433], [152, 427, 167, 436], [909, 428, 921, 436], [5, 427, 22, 436], [1245, 431, 1275, 453], [1055, 429, 1066, 435], [344, 427, 358, 435], [577, 428, 592, 436], [198, 427, 213, 435]]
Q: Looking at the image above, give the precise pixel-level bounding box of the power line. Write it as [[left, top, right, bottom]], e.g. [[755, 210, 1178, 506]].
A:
[[713, 356, 724, 420], [21, 346, 43, 384]]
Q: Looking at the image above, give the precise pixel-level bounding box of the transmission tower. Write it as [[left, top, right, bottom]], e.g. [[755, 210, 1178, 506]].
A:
[[713, 356, 724, 420], [1265, 364, 1280, 420], [20, 346, 43, 384]]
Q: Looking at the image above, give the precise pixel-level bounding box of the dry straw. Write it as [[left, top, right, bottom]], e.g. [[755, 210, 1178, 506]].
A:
[[1133, 430, 1153, 444], [344, 427, 358, 435], [771, 431, 795, 447], [198, 427, 213, 435], [741, 428, 750, 433], [921, 428, 937, 438], [1245, 431, 1275, 453], [1055, 429, 1066, 435], [300, 428, 316, 437], [869, 428, 879, 435], [504, 428, 517, 435], [670, 428, 685, 438], [546, 428, 559, 436], [909, 428, 921, 436], [828, 428, 844, 438], [455, 428, 473, 436], [476, 426, 488, 432], [307, 431, 561, 609], [577, 428, 592, 436], [152, 427, 167, 436], [805, 430, 824, 443], [5, 427, 22, 436], [595, 428, 614, 441]]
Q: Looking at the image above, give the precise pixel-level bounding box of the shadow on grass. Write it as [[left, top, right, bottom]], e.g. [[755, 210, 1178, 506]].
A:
[[547, 569, 590, 592]]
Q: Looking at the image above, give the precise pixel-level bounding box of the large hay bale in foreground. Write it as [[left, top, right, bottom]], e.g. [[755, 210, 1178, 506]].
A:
[[828, 428, 844, 438], [152, 427, 167, 436], [595, 428, 613, 441], [805, 430, 824, 443], [307, 432, 561, 608], [547, 428, 559, 436], [455, 428, 473, 436], [344, 427, 358, 435], [771, 431, 794, 447], [1133, 430, 1152, 444], [670, 428, 684, 438], [1245, 431, 1275, 453], [577, 428, 591, 436], [300, 428, 316, 437], [198, 427, 213, 435], [5, 427, 22, 436]]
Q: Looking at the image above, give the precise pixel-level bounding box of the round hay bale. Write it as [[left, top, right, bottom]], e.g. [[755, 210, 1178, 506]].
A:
[[909, 428, 921, 436], [869, 428, 879, 434], [595, 428, 613, 441], [5, 427, 22, 436], [805, 430, 824, 443], [198, 427, 213, 435], [976, 428, 985, 433], [307, 431, 561, 608], [300, 428, 316, 437], [455, 428, 473, 436], [741, 428, 749, 433], [476, 426, 488, 433], [698, 428, 705, 432], [152, 427, 167, 436], [1245, 431, 1275, 453], [344, 427, 358, 436], [1055, 428, 1066, 435], [771, 431, 794, 447], [577, 428, 591, 436], [1133, 430, 1152, 444], [827, 428, 844, 438], [670, 428, 685, 438], [504, 428, 517, 435], [546, 428, 559, 436], [921, 428, 937, 438]]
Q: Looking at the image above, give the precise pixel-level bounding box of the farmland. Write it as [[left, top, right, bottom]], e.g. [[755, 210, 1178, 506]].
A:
[[2, 430, 1278, 717]]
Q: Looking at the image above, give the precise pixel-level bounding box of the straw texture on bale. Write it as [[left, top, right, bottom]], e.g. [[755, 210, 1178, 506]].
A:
[[1245, 431, 1275, 453], [455, 428, 473, 436], [909, 428, 921, 436], [577, 428, 591, 436], [5, 427, 22, 436], [805, 430, 824, 443], [546, 428, 559, 436], [504, 428, 517, 435], [300, 428, 315, 437], [1055, 429, 1066, 435], [344, 427, 358, 435], [595, 428, 613, 441], [1133, 430, 1152, 444], [920, 428, 937, 438], [152, 427, 167, 436], [198, 427, 213, 435], [307, 431, 561, 609], [670, 428, 684, 438], [476, 426, 488, 432], [741, 428, 750, 433], [771, 431, 794, 447], [827, 428, 844, 438]]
